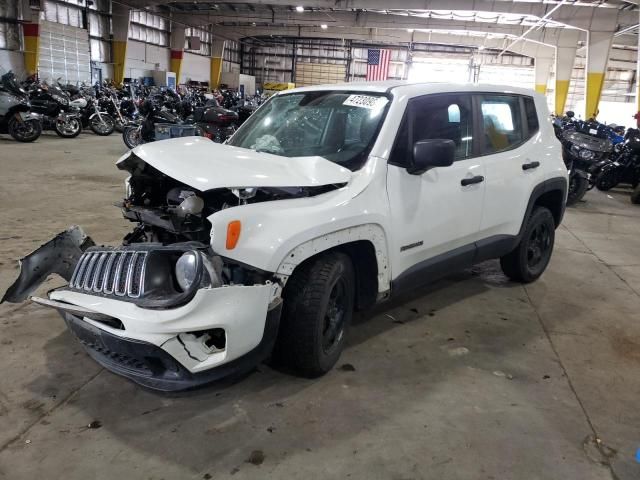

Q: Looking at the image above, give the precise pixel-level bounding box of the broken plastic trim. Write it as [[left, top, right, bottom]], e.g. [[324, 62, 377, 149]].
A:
[[1, 225, 95, 304]]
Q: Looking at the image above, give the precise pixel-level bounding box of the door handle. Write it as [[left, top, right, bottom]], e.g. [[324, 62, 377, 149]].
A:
[[460, 175, 484, 186], [522, 161, 540, 170]]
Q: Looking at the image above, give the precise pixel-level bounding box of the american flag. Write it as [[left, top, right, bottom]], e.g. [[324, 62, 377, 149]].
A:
[[366, 48, 391, 81]]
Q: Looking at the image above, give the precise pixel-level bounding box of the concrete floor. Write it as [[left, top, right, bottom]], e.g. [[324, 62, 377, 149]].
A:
[[1, 132, 639, 480]]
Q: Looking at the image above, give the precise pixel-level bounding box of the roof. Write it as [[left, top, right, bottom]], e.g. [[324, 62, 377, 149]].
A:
[[284, 80, 539, 97]]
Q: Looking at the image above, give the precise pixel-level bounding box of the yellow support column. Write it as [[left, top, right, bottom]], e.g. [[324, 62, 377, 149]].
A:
[[22, 23, 40, 77], [112, 41, 127, 86], [534, 56, 552, 96], [555, 80, 571, 116], [111, 3, 130, 86], [170, 50, 184, 84], [210, 40, 225, 89], [584, 12, 617, 120], [585, 72, 606, 119], [210, 57, 223, 88]]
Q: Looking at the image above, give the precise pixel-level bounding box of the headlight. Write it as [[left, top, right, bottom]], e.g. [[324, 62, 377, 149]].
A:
[[578, 149, 595, 160], [175, 252, 198, 291]]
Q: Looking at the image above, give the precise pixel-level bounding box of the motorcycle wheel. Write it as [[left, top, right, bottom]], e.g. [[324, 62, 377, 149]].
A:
[[8, 117, 42, 143], [123, 125, 143, 149], [54, 117, 82, 138], [90, 114, 115, 136], [595, 169, 619, 191], [567, 172, 589, 206], [631, 184, 640, 205]]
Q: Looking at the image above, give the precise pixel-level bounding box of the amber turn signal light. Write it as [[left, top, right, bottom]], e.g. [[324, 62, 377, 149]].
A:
[[226, 220, 241, 249]]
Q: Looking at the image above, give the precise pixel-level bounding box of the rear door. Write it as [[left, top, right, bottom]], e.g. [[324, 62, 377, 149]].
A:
[[476, 94, 546, 238], [386, 93, 486, 282]]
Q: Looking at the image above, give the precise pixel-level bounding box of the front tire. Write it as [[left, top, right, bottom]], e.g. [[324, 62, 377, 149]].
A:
[[275, 252, 355, 377], [631, 184, 640, 205], [54, 116, 81, 138], [595, 168, 619, 191], [90, 114, 115, 136], [8, 117, 42, 142], [566, 172, 588, 206], [122, 125, 143, 149], [500, 207, 555, 283]]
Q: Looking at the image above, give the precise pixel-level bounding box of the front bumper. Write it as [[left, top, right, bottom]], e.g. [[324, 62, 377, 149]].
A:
[[61, 300, 281, 391]]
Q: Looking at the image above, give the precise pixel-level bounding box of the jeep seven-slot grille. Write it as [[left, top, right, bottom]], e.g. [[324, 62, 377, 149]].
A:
[[70, 250, 148, 298]]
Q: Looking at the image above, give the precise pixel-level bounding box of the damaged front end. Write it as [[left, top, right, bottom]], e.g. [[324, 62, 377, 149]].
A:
[[3, 144, 347, 390]]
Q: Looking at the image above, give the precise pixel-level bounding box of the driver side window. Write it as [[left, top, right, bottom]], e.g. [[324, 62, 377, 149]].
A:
[[389, 93, 474, 167]]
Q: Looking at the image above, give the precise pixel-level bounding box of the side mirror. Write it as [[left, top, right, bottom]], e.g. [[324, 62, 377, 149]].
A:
[[408, 139, 455, 175]]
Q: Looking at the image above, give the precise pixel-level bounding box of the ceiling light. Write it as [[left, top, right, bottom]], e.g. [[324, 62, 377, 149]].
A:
[[478, 45, 485, 51], [321, 24, 328, 29], [296, 5, 304, 12], [407, 29, 414, 33]]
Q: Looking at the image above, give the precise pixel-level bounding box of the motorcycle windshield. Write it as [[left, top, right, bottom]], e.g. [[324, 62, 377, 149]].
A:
[[1, 72, 26, 96]]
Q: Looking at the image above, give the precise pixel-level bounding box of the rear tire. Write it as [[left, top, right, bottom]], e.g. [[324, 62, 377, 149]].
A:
[[500, 207, 555, 283], [275, 252, 355, 377], [595, 168, 619, 191], [8, 117, 41, 142]]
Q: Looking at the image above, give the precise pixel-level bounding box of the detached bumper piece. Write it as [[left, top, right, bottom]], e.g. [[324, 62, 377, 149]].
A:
[[62, 301, 282, 391]]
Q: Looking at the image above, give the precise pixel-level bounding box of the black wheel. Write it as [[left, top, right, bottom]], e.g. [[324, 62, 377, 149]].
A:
[[566, 172, 588, 206], [8, 117, 42, 142], [90, 114, 115, 136], [275, 252, 355, 377], [54, 116, 81, 138], [595, 169, 619, 191], [500, 207, 555, 283], [123, 125, 143, 149], [631, 185, 640, 205]]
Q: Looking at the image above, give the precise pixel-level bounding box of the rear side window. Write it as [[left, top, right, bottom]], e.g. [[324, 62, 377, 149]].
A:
[[389, 93, 474, 166], [479, 95, 523, 154], [524, 96, 539, 134]]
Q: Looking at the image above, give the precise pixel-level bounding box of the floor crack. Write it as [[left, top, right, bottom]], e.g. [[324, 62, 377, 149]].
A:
[[523, 286, 620, 480]]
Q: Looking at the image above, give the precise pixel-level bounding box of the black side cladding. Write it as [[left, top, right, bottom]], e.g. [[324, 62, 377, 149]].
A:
[[1, 226, 95, 303]]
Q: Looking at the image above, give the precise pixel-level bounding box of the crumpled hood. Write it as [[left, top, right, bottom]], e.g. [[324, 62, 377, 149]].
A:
[[118, 137, 352, 191]]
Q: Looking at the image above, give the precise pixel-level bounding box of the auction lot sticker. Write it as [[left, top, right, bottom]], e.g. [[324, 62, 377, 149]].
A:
[[343, 95, 388, 110]]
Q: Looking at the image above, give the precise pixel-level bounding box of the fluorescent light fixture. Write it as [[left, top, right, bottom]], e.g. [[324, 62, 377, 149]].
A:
[[296, 5, 304, 12], [478, 45, 485, 51], [321, 24, 328, 29], [407, 28, 414, 33]]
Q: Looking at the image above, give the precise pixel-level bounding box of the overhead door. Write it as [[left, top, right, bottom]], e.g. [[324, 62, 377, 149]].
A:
[[39, 20, 91, 84]]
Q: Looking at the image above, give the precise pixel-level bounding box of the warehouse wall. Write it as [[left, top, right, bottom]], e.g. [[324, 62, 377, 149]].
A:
[[0, 49, 24, 78]]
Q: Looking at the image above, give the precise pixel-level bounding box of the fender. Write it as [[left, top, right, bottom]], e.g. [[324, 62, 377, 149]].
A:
[[275, 224, 391, 295], [518, 176, 568, 238], [89, 111, 110, 120]]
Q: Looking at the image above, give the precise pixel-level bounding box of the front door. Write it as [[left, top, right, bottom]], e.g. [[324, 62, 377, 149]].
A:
[[386, 93, 485, 284]]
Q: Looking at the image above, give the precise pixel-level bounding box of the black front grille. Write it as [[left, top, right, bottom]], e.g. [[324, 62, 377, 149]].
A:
[[70, 249, 148, 298]]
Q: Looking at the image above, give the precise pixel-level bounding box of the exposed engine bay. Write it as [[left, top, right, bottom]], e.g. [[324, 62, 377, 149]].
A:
[[117, 153, 343, 245]]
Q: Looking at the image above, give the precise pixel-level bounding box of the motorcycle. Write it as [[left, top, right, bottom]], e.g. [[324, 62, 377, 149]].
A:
[[122, 100, 187, 149], [79, 89, 115, 136], [186, 100, 239, 143], [28, 81, 82, 138], [0, 71, 42, 142], [596, 128, 640, 191]]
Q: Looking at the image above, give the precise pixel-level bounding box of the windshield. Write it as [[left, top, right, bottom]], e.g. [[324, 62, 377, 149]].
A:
[[227, 91, 389, 171], [0, 70, 25, 96]]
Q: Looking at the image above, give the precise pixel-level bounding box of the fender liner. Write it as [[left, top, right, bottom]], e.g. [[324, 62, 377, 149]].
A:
[[275, 224, 391, 296]]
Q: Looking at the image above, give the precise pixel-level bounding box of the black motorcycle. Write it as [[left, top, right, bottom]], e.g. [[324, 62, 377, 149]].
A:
[[560, 129, 612, 205], [596, 128, 640, 192], [122, 100, 187, 149], [28, 82, 82, 138], [0, 71, 42, 142]]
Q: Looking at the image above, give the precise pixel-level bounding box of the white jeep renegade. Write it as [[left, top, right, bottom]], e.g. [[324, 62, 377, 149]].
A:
[[3, 82, 568, 391]]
